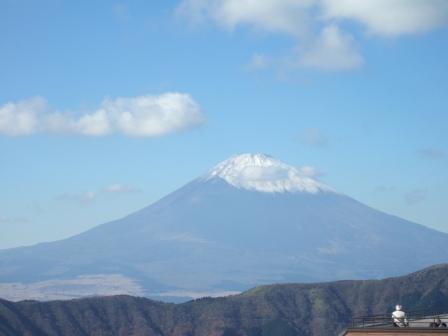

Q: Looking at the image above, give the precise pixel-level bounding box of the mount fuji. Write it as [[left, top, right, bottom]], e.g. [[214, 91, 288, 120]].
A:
[[1, 153, 448, 302]]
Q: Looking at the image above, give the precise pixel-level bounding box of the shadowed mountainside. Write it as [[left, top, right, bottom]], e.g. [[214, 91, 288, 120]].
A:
[[1, 264, 448, 336], [2, 154, 448, 301], [2, 175, 448, 301]]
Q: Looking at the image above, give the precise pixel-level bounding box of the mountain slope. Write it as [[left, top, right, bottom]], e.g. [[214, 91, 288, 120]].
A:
[[1, 154, 448, 301], [1, 264, 448, 336]]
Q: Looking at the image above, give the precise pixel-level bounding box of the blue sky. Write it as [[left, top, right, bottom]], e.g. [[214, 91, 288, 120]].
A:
[[1, 0, 447, 248]]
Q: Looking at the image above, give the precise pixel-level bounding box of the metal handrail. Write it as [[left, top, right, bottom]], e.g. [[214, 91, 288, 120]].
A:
[[354, 309, 448, 319], [351, 312, 448, 329]]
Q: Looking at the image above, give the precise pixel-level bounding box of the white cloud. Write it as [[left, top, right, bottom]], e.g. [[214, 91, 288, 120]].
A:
[[177, 0, 315, 36], [321, 0, 448, 36], [0, 93, 203, 137], [177, 0, 448, 71], [75, 109, 112, 136], [0, 96, 47, 136], [178, 0, 448, 36], [299, 25, 363, 71], [104, 93, 203, 137]]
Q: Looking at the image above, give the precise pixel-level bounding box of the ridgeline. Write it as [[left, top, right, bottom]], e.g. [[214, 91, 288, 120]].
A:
[[1, 264, 448, 336]]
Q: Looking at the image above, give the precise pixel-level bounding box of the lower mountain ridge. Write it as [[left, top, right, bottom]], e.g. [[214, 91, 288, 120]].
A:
[[1, 263, 448, 336]]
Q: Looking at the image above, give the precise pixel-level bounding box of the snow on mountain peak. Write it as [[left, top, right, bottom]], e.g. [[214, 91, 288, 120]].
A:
[[206, 153, 333, 193]]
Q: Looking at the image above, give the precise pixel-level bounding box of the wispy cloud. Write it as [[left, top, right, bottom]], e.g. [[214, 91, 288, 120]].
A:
[[405, 189, 427, 205], [112, 3, 131, 23], [57, 191, 98, 205], [0, 93, 204, 137], [300, 128, 328, 147], [299, 25, 363, 71], [0, 216, 29, 224], [177, 0, 448, 71], [245, 53, 269, 71], [104, 183, 141, 194], [176, 0, 313, 36], [57, 183, 140, 205], [298, 165, 325, 178], [373, 185, 396, 193], [417, 148, 446, 160]]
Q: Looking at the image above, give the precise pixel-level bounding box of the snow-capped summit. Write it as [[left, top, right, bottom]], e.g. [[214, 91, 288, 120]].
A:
[[206, 153, 333, 193]]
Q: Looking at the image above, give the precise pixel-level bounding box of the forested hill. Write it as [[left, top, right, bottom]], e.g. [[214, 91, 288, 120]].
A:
[[1, 264, 448, 336]]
